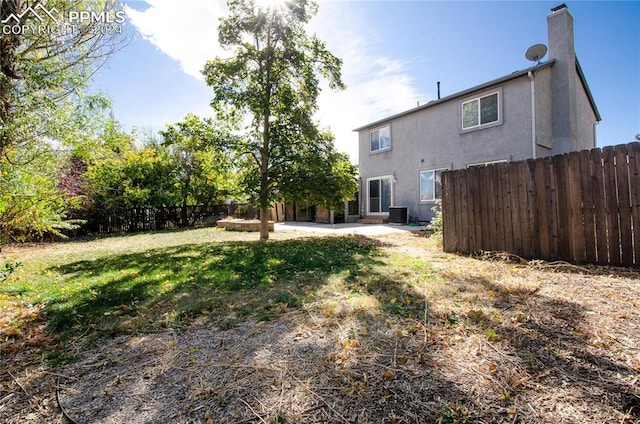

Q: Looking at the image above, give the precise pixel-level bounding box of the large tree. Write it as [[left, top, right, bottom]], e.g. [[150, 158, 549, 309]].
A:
[[0, 0, 125, 242], [278, 134, 358, 212], [84, 116, 237, 229], [1, 0, 124, 159], [202, 0, 344, 240], [160, 114, 237, 226], [84, 143, 176, 215]]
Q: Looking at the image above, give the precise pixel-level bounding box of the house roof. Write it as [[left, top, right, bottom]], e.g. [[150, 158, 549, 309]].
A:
[[354, 58, 599, 132]]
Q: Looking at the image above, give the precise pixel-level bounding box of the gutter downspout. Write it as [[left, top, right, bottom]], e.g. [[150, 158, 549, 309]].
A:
[[358, 176, 363, 218], [528, 70, 536, 159]]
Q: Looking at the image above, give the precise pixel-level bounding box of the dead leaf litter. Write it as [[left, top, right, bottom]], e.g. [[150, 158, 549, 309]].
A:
[[1, 231, 639, 423]]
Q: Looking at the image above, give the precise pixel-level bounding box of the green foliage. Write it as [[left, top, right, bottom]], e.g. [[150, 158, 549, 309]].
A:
[[1, 230, 376, 336], [278, 133, 358, 211], [0, 148, 84, 243], [202, 0, 345, 239], [0, 260, 22, 284], [440, 402, 470, 424], [84, 144, 178, 212], [1, 0, 125, 158], [430, 200, 443, 236], [0, 0, 126, 243], [83, 115, 237, 218], [160, 114, 237, 206]]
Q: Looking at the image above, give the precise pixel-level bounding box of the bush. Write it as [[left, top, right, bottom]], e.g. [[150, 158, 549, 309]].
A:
[[430, 200, 443, 247], [0, 261, 22, 284], [430, 200, 443, 234]]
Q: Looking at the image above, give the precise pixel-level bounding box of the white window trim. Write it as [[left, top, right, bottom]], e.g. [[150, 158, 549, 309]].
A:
[[460, 89, 502, 132], [369, 124, 392, 154], [466, 159, 508, 168], [419, 168, 448, 203], [366, 175, 394, 216]]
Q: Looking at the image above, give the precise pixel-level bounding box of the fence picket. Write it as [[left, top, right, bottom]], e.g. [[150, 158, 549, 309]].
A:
[[458, 170, 469, 254], [492, 164, 507, 251], [579, 150, 597, 263], [501, 164, 515, 253], [517, 162, 533, 258], [524, 160, 539, 258], [553, 154, 571, 260], [628, 143, 640, 265], [478, 166, 490, 251], [534, 158, 550, 259], [567, 151, 586, 263], [545, 157, 560, 260], [603, 147, 621, 264], [615, 145, 634, 266]]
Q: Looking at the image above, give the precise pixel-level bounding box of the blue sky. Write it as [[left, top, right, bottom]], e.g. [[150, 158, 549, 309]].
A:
[[94, 0, 640, 162]]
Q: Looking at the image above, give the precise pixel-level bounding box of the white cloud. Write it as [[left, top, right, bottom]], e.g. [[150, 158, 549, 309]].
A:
[[124, 0, 423, 162], [311, 1, 423, 162], [125, 0, 228, 79]]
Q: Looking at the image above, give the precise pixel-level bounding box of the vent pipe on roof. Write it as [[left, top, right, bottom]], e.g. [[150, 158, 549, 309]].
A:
[[437, 81, 441, 100]]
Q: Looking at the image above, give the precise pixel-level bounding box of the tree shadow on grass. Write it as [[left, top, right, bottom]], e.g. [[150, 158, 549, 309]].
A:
[[6, 234, 638, 423], [44, 237, 382, 337], [0, 235, 483, 423], [435, 268, 640, 422], [486, 278, 639, 420], [54, 245, 479, 424]]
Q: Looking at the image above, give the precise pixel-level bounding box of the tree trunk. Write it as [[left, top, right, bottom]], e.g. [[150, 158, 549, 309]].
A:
[[259, 207, 270, 240], [0, 1, 20, 158], [181, 203, 188, 228]]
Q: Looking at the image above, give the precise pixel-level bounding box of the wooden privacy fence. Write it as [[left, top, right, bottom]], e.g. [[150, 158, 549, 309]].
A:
[[441, 143, 640, 266], [80, 203, 258, 235]]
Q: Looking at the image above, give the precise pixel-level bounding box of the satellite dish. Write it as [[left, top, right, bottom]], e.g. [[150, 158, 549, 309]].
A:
[[525, 44, 547, 63]]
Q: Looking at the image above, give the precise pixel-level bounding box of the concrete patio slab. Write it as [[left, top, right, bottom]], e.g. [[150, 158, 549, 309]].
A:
[[274, 221, 429, 236]]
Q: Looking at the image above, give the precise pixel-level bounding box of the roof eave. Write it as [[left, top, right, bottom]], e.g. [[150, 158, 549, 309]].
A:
[[353, 60, 556, 132], [575, 57, 602, 122]]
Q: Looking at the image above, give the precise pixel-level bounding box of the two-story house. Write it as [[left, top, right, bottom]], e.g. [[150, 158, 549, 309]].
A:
[[354, 4, 600, 223]]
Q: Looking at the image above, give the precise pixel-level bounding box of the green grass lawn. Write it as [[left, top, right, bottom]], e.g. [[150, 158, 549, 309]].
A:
[[2, 228, 414, 339]]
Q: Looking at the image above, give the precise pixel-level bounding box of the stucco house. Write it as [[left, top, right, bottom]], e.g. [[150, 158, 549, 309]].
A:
[[354, 4, 600, 223]]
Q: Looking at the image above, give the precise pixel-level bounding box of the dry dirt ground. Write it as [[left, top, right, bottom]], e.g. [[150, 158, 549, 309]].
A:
[[1, 231, 639, 423]]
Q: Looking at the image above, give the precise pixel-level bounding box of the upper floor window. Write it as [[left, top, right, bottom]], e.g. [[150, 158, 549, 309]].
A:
[[370, 125, 391, 152], [462, 92, 499, 130]]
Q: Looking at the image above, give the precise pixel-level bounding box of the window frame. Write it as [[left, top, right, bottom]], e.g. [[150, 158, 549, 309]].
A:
[[419, 168, 448, 203], [369, 124, 391, 153], [366, 175, 394, 215], [466, 159, 508, 168], [460, 90, 501, 132]]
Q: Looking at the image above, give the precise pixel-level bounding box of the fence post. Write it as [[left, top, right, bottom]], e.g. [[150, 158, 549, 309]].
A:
[[442, 170, 457, 253], [628, 143, 640, 266]]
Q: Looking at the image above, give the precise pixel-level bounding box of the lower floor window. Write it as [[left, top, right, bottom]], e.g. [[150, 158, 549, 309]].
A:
[[368, 177, 392, 214], [420, 169, 446, 202]]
